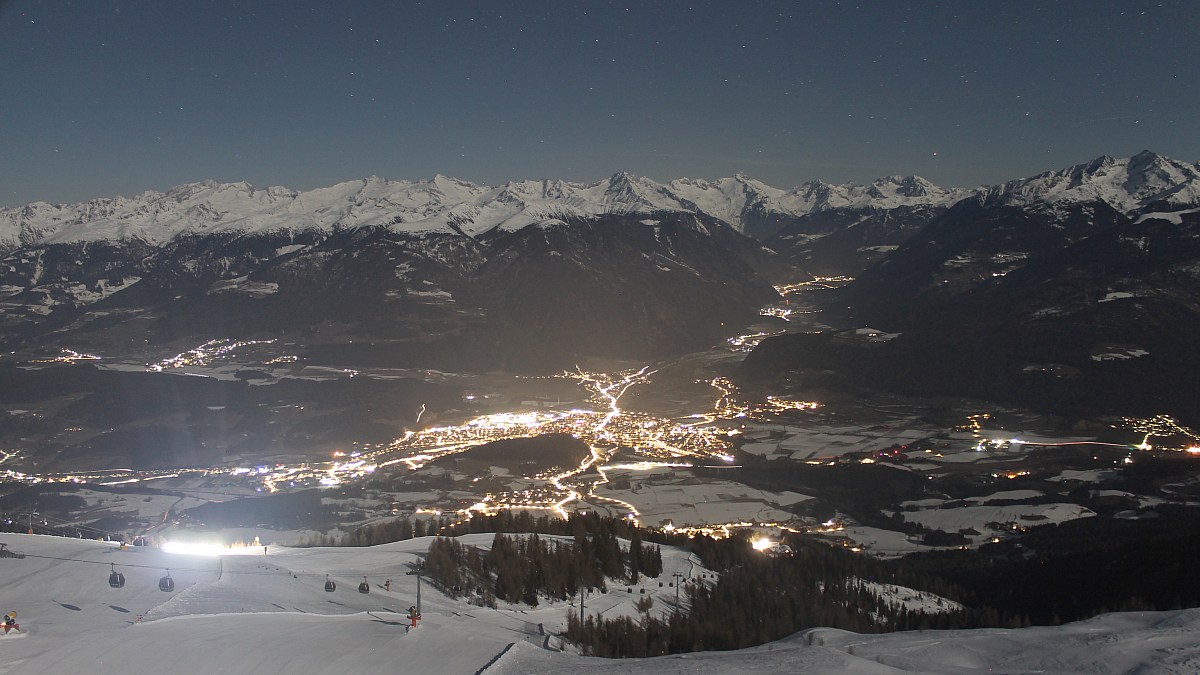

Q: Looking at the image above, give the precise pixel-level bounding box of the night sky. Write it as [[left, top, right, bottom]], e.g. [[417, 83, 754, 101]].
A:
[[3, 0, 1197, 206]]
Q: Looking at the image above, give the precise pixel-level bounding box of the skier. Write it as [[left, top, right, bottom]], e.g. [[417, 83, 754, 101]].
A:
[[384, 578, 392, 592], [3, 611, 19, 634], [406, 605, 420, 632]]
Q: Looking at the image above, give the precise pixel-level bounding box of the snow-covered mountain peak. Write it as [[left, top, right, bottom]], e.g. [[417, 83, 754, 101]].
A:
[[731, 173, 779, 195], [983, 151, 1200, 214], [781, 175, 969, 213], [163, 180, 212, 201], [591, 172, 672, 214], [603, 171, 657, 196], [429, 174, 478, 192], [882, 175, 937, 197], [264, 184, 298, 199], [1122, 150, 1199, 202], [732, 171, 764, 187]]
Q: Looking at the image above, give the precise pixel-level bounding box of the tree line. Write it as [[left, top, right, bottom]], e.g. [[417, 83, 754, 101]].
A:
[[565, 531, 1022, 658], [292, 508, 1200, 658], [297, 509, 691, 549], [424, 529, 663, 607]]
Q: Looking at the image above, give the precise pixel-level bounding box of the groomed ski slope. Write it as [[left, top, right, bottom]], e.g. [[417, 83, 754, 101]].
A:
[[0, 533, 1197, 674]]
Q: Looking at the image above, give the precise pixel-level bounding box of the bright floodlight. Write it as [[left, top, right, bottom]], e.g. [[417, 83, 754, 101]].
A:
[[162, 541, 226, 557], [751, 538, 774, 552], [162, 541, 263, 557]]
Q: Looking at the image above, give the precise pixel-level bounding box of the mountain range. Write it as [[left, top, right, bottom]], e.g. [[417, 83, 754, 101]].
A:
[[0, 168, 974, 370], [0, 171, 971, 250], [3, 151, 1200, 390], [2, 155, 1199, 672], [743, 151, 1200, 425]]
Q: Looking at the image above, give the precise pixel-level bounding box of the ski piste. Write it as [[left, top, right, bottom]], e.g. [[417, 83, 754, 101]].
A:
[[0, 533, 1198, 672]]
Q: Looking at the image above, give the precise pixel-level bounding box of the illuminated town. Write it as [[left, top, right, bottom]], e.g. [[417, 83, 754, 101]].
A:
[[3, 326, 1199, 548], [2, 349, 826, 537], [29, 348, 102, 364], [1121, 414, 1200, 452], [145, 338, 282, 372]]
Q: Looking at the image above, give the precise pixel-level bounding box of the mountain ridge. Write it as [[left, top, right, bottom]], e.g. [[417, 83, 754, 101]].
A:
[[744, 153, 1200, 425], [0, 171, 972, 251], [978, 150, 1200, 214], [6, 151, 1197, 255]]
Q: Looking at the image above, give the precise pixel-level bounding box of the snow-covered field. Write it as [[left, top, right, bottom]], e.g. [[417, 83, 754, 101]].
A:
[[1, 533, 1197, 674], [740, 422, 933, 460], [901, 503, 1095, 539], [592, 476, 809, 527]]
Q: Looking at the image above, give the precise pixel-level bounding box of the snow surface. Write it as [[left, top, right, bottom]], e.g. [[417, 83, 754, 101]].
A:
[[832, 526, 930, 556], [739, 422, 931, 461], [0, 533, 1198, 674], [851, 578, 964, 615], [982, 151, 1200, 214], [1134, 205, 1200, 224], [901, 503, 1095, 534], [592, 477, 808, 528], [1091, 346, 1150, 361], [491, 610, 1200, 674], [664, 174, 969, 228], [962, 489, 1046, 504], [1052, 469, 1120, 483]]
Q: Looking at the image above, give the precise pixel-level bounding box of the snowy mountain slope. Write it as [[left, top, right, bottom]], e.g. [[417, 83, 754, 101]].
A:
[[840, 151, 1200, 321], [765, 204, 949, 275], [1, 533, 1197, 675], [750, 158, 1200, 424], [0, 534, 527, 675], [2, 152, 1193, 254], [0, 209, 781, 370], [5, 151, 1199, 371], [0, 176, 493, 249], [786, 174, 971, 213], [664, 174, 971, 240], [0, 172, 968, 251], [495, 610, 1200, 674], [980, 150, 1200, 214], [765, 152, 1200, 277]]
